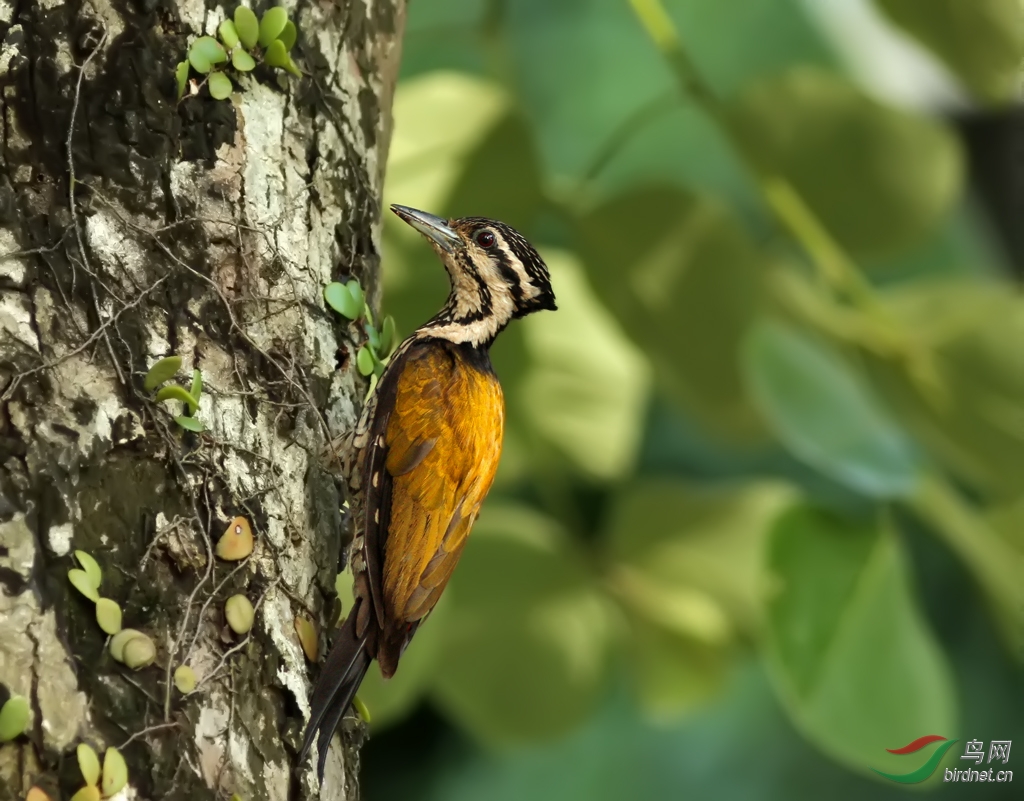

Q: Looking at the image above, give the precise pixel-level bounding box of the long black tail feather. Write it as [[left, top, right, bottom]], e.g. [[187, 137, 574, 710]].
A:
[[299, 610, 372, 784]]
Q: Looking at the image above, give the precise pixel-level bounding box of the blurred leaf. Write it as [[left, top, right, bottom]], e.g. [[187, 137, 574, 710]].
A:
[[765, 506, 958, 774], [865, 280, 1024, 500], [503, 0, 673, 180], [334, 567, 450, 730], [986, 496, 1024, 555], [626, 616, 732, 723], [605, 479, 797, 641], [502, 0, 833, 183], [430, 503, 612, 746], [384, 72, 511, 232], [909, 474, 1024, 661], [742, 318, 923, 498], [729, 66, 962, 257], [445, 110, 543, 229], [578, 187, 767, 442], [521, 250, 650, 481], [874, 0, 1024, 104]]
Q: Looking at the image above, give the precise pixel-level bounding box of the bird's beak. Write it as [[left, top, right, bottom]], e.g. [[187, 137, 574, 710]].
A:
[[390, 205, 461, 253]]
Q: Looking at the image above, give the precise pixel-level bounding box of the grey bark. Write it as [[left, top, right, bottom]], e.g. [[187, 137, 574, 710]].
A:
[[0, 0, 404, 798]]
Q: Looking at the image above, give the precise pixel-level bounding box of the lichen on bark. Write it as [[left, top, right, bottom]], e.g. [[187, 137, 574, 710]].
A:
[[0, 0, 405, 799]]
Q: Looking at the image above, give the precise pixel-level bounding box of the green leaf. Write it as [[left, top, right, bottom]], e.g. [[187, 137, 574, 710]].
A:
[[232, 48, 256, 72], [234, 6, 259, 50], [605, 479, 797, 643], [68, 568, 100, 602], [875, 0, 1024, 104], [174, 415, 205, 433], [429, 504, 611, 745], [0, 695, 29, 742], [74, 550, 102, 590], [742, 318, 922, 498], [578, 187, 767, 443], [155, 384, 199, 414], [324, 281, 362, 319], [175, 60, 189, 100], [910, 475, 1024, 661], [729, 66, 962, 258], [363, 321, 381, 351], [263, 38, 300, 76], [208, 71, 233, 101], [258, 7, 289, 48], [445, 110, 544, 231], [381, 315, 397, 355], [864, 280, 1024, 500], [101, 747, 128, 797], [77, 742, 101, 786], [278, 19, 297, 50], [356, 346, 375, 377], [383, 73, 511, 234], [189, 36, 227, 75], [144, 355, 181, 391], [218, 18, 239, 49], [765, 506, 958, 774], [345, 280, 365, 313], [625, 616, 731, 723], [521, 250, 650, 480], [189, 369, 203, 403]]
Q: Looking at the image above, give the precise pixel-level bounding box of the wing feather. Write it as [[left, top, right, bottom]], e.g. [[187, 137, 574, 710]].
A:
[[377, 342, 503, 662]]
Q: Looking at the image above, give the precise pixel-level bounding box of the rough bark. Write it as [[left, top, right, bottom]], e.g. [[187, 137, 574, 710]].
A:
[[0, 0, 404, 798]]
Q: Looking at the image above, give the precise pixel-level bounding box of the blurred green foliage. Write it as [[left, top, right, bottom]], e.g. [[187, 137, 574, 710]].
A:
[[356, 0, 1024, 796]]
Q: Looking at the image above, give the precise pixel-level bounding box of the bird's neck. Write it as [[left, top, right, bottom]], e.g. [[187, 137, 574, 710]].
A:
[[418, 286, 514, 349]]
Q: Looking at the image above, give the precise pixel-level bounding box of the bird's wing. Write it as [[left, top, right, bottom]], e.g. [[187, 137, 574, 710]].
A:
[[372, 342, 503, 660]]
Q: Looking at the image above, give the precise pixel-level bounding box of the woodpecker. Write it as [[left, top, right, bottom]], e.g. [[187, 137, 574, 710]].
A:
[[299, 205, 557, 782]]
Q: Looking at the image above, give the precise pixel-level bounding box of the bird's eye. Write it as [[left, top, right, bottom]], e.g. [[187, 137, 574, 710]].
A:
[[475, 230, 496, 248]]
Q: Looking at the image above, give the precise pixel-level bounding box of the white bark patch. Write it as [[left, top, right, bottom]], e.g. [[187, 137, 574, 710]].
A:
[[0, 516, 89, 756], [85, 210, 150, 288], [0, 291, 37, 352], [1, 514, 37, 575], [0, 24, 21, 78], [195, 697, 230, 786], [47, 521, 74, 557], [177, 0, 206, 34], [262, 760, 289, 801], [0, 229, 26, 283]]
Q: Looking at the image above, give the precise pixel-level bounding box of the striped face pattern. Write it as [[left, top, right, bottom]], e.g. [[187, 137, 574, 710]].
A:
[[416, 216, 557, 347]]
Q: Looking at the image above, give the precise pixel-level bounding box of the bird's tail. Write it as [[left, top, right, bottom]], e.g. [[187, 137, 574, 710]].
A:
[[299, 609, 372, 784]]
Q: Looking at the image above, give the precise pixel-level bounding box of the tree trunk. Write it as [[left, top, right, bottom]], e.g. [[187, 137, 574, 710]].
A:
[[0, 0, 404, 798]]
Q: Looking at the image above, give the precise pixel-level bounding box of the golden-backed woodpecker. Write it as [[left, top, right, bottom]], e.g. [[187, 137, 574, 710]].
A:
[[299, 205, 557, 782]]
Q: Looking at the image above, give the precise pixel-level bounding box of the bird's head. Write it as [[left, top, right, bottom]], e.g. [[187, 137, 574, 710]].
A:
[[391, 204, 557, 346]]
